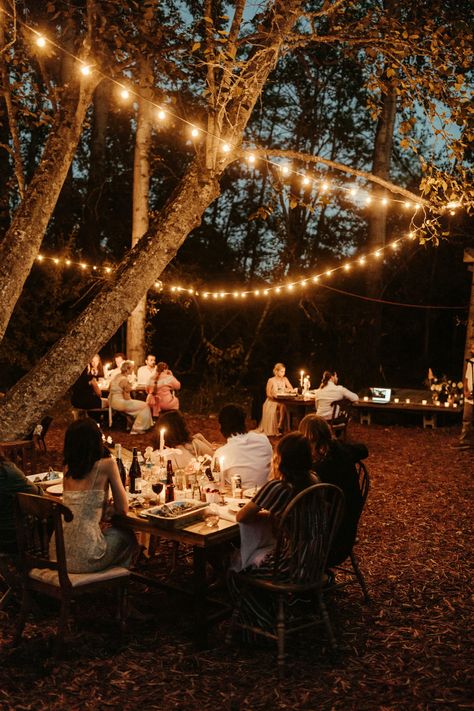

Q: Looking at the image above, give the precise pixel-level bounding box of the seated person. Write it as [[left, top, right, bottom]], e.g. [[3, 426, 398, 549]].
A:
[[109, 360, 153, 434], [106, 352, 126, 380], [258, 362, 295, 436], [137, 354, 157, 388], [228, 433, 319, 629], [314, 370, 359, 421], [53, 418, 138, 573], [153, 410, 214, 469], [299, 413, 368, 567], [214, 404, 272, 490], [89, 353, 105, 378], [147, 362, 181, 418], [0, 447, 43, 556], [71, 365, 108, 411]]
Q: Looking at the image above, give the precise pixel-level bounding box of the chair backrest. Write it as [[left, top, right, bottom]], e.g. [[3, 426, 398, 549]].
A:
[[0, 439, 37, 476], [273, 483, 344, 587], [355, 460, 370, 506], [15, 493, 74, 590]]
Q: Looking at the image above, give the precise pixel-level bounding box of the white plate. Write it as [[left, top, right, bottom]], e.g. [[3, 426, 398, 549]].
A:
[[27, 471, 63, 483], [46, 483, 63, 495]]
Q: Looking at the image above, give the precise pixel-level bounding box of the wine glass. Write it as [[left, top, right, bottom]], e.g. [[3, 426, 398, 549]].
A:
[[151, 481, 163, 504]]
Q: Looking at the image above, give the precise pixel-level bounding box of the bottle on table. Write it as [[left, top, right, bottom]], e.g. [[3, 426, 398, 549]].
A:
[[129, 447, 142, 494], [115, 443, 127, 488], [165, 459, 175, 503]]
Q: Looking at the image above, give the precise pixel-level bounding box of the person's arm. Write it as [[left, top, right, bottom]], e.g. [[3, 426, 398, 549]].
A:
[[236, 500, 270, 523], [106, 459, 129, 515], [284, 377, 295, 392], [341, 386, 359, 402], [91, 377, 102, 398]]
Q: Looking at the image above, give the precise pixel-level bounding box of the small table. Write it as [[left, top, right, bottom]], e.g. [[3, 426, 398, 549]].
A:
[[275, 395, 314, 427], [112, 508, 239, 648], [353, 400, 461, 428]]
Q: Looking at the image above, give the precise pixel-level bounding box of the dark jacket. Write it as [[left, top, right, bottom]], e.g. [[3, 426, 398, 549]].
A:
[[314, 441, 368, 567], [0, 460, 43, 554]]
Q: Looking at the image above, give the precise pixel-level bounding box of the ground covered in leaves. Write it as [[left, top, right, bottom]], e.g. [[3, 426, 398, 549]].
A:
[[0, 411, 472, 710]]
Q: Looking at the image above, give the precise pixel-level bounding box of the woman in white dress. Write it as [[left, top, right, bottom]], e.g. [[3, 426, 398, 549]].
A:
[[109, 360, 153, 434], [258, 363, 295, 436]]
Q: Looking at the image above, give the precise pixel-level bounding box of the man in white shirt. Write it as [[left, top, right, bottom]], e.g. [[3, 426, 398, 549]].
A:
[[106, 352, 126, 380], [215, 404, 273, 490], [137, 355, 157, 387]]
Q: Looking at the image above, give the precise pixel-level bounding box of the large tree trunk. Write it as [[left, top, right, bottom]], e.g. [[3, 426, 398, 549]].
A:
[[364, 86, 397, 380], [0, 76, 100, 342], [0, 0, 304, 439], [0, 161, 221, 439], [126, 57, 153, 367]]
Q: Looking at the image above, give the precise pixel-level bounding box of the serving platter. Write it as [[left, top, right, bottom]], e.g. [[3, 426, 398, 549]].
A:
[[143, 500, 208, 529], [27, 471, 63, 488]]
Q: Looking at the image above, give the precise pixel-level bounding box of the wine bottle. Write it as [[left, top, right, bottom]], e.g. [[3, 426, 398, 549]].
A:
[[129, 447, 141, 494], [115, 444, 127, 488], [165, 459, 175, 503]]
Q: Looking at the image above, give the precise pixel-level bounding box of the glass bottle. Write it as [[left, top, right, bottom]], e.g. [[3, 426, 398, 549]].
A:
[[128, 447, 142, 494], [165, 459, 175, 503], [115, 444, 127, 488]]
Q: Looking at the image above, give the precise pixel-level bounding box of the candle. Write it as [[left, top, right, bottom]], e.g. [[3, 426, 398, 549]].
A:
[[363, 396, 369, 402], [421, 399, 427, 405], [436, 401, 440, 407], [444, 401, 449, 408], [159, 428, 165, 452], [405, 398, 410, 404], [394, 398, 399, 403], [453, 403, 458, 408], [219, 456, 225, 473], [300, 370, 304, 387]]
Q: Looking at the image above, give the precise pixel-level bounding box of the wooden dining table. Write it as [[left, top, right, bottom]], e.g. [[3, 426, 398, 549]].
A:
[[112, 504, 240, 648]]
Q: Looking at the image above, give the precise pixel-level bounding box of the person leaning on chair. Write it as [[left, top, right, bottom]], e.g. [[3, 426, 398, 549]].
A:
[[314, 370, 359, 421]]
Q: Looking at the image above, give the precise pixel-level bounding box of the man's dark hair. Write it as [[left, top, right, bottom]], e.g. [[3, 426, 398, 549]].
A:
[[218, 404, 247, 438]]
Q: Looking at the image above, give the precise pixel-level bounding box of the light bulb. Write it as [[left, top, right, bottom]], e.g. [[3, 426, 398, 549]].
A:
[[321, 181, 329, 192], [365, 196, 372, 205], [359, 256, 366, 265], [302, 176, 310, 186], [191, 127, 199, 137], [344, 264, 350, 271], [381, 197, 388, 206], [281, 165, 290, 176], [275, 287, 281, 293], [120, 89, 130, 100], [36, 36, 46, 48], [221, 143, 231, 153], [247, 154, 256, 164], [80, 64, 91, 76], [312, 276, 319, 283], [157, 109, 166, 120]]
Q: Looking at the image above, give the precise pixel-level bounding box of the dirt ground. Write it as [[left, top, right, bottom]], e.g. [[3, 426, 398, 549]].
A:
[[0, 411, 472, 710]]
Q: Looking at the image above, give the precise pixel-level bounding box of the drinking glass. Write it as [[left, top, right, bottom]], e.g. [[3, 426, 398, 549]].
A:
[[203, 503, 220, 528]]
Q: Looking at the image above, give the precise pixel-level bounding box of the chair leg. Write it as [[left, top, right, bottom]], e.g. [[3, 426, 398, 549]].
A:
[[318, 592, 337, 652], [54, 597, 71, 656], [277, 595, 286, 675], [350, 551, 371, 603], [225, 606, 240, 646], [13, 588, 32, 645]]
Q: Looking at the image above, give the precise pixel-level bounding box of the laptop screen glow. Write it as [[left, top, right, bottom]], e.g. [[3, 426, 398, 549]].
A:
[[370, 387, 392, 403]]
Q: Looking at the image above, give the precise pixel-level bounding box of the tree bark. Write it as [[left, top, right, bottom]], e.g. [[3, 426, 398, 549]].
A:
[[0, 76, 100, 342], [0, 161, 221, 439], [126, 56, 153, 367]]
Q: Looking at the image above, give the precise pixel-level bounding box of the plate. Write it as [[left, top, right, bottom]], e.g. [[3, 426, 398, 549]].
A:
[[46, 483, 63, 495], [27, 472, 63, 488], [243, 486, 260, 499]]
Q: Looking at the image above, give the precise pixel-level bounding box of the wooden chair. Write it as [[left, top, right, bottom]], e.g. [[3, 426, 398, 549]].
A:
[[227, 483, 344, 673], [13, 493, 130, 656], [32, 415, 53, 452], [329, 399, 353, 439], [0, 439, 37, 477], [327, 461, 371, 602]]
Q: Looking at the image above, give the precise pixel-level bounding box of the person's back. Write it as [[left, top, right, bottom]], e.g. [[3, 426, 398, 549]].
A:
[[314, 370, 358, 420], [217, 432, 272, 489], [314, 439, 367, 566]]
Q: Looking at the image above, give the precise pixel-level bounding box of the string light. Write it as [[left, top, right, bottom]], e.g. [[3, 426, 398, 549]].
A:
[[0, 4, 461, 220]]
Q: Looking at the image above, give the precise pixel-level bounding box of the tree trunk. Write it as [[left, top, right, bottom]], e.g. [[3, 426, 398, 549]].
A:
[[0, 161, 221, 439], [364, 86, 397, 380], [0, 76, 100, 342], [126, 57, 153, 367]]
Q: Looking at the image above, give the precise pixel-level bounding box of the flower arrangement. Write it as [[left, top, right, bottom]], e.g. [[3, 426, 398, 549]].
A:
[[430, 376, 464, 404]]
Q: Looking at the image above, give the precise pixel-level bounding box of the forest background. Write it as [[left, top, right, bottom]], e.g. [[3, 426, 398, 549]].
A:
[[0, 0, 472, 436]]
